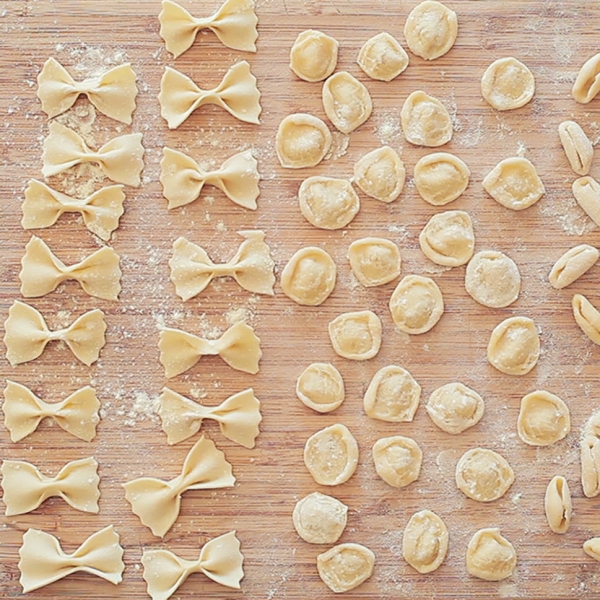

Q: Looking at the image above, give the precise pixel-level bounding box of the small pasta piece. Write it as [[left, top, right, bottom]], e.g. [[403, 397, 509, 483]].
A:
[[517, 390, 570, 447], [401, 91, 453, 147], [572, 294, 600, 345], [353, 146, 405, 203], [466, 528, 517, 581], [413, 152, 470, 205], [403, 0, 458, 60], [558, 121, 593, 176], [487, 316, 540, 376], [290, 30, 339, 82], [322, 71, 372, 134], [584, 538, 600, 562], [572, 53, 600, 104], [280, 247, 336, 306], [296, 363, 345, 413], [372, 435, 422, 488], [347, 238, 401, 287], [389, 275, 444, 335], [419, 210, 475, 267], [293, 492, 348, 544], [455, 448, 514, 502], [328, 310, 382, 360], [481, 57, 535, 111], [275, 113, 332, 169], [544, 476, 572, 534], [549, 244, 598, 289], [402, 510, 448, 574], [357, 32, 409, 81], [317, 543, 375, 593], [572, 176, 600, 227]]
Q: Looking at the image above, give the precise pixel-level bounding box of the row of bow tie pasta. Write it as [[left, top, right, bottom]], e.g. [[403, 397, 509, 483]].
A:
[[5, 0, 264, 599]]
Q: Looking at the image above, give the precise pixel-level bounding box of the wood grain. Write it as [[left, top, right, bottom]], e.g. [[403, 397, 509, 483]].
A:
[[2, 0, 600, 598]]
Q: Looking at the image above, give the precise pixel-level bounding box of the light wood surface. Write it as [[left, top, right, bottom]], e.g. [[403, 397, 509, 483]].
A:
[[2, 0, 600, 598]]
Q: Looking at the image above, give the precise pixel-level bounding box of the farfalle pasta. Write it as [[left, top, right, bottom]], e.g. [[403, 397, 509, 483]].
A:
[[22, 180, 125, 241], [3, 301, 107, 366], [142, 531, 244, 600], [42, 121, 144, 187], [159, 0, 257, 57], [169, 230, 275, 300], [18, 526, 124, 593], [20, 236, 121, 300], [37, 57, 138, 123], [160, 147, 260, 210], [2, 456, 99, 516], [158, 61, 261, 129], [123, 436, 235, 537], [158, 387, 262, 447]]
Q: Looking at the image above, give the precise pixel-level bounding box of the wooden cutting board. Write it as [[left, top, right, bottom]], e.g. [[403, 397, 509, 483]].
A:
[[2, 0, 600, 598]]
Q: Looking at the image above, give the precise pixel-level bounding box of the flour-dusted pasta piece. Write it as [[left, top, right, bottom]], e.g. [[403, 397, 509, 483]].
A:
[[317, 543, 375, 593], [353, 146, 405, 203], [481, 57, 535, 110], [466, 528, 516, 581], [160, 147, 260, 210], [276, 113, 332, 168], [581, 409, 600, 497], [389, 274, 444, 335], [414, 152, 470, 205], [404, 0, 457, 60], [18, 526, 124, 593], [328, 310, 382, 360], [465, 250, 520, 308], [584, 538, 600, 562], [517, 390, 570, 446], [549, 244, 599, 289], [357, 32, 409, 81], [293, 492, 348, 544], [482, 156, 544, 211], [3, 301, 106, 367], [426, 382, 484, 434], [42, 122, 144, 187], [123, 436, 235, 537], [364, 365, 421, 422], [159, 0, 258, 57], [572, 53, 600, 104], [159, 61, 261, 128], [487, 316, 540, 376], [322, 71, 373, 134], [348, 238, 401, 287], [558, 120, 594, 176], [20, 236, 121, 300], [158, 387, 261, 447], [37, 57, 138, 123], [455, 448, 514, 502], [290, 29, 339, 82], [298, 176, 360, 230], [2, 457, 99, 516], [545, 476, 572, 534], [372, 435, 422, 488], [419, 210, 475, 267], [401, 91, 453, 147], [280, 246, 336, 306], [402, 510, 449, 574], [572, 176, 600, 227], [169, 230, 275, 300], [572, 294, 600, 345], [296, 363, 345, 413], [304, 424, 359, 486]]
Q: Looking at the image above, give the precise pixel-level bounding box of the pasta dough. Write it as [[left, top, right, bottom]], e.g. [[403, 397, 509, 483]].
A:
[[280, 246, 336, 306], [328, 310, 382, 360], [465, 250, 520, 308], [276, 113, 332, 168], [160, 147, 260, 210], [545, 475, 572, 534], [582, 410, 600, 497], [304, 423, 359, 486], [3, 301, 106, 367], [558, 120, 594, 176], [317, 543, 375, 593], [389, 274, 444, 334], [348, 237, 401, 287], [158, 61, 261, 128], [123, 436, 235, 537], [169, 230, 275, 300], [296, 363, 345, 413], [584, 538, 600, 562], [426, 382, 484, 434], [289, 30, 339, 82], [322, 71, 373, 134], [482, 156, 545, 211], [159, 321, 261, 377], [572, 176, 600, 227], [403, 0, 458, 60], [401, 90, 453, 147], [549, 244, 598, 289], [357, 32, 409, 81], [293, 491, 348, 544], [20, 235, 121, 300], [455, 448, 514, 502], [572, 294, 600, 345], [487, 316, 540, 375], [413, 152, 470, 205], [363, 365, 421, 422], [37, 57, 138, 123], [353, 146, 405, 203], [572, 53, 600, 103], [402, 509, 448, 574], [481, 57, 535, 110], [159, 0, 258, 57], [517, 390, 570, 446], [158, 387, 261, 447], [466, 528, 516, 581], [372, 435, 422, 488], [419, 210, 475, 267], [298, 176, 360, 230]]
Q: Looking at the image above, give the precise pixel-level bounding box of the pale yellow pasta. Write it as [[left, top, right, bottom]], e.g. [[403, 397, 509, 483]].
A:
[[293, 492, 348, 544], [549, 244, 598, 289], [426, 382, 484, 434], [289, 29, 339, 82], [402, 510, 448, 574], [347, 237, 401, 287], [558, 120, 594, 176], [572, 53, 600, 104], [573, 293, 600, 345], [419, 210, 475, 267], [363, 365, 421, 422], [328, 310, 382, 360], [322, 71, 373, 134], [280, 247, 336, 306], [372, 435, 422, 488], [572, 176, 600, 227], [481, 57, 535, 110], [401, 91, 453, 147], [584, 538, 600, 562], [466, 528, 516, 581], [296, 363, 345, 413], [317, 543, 375, 593], [403, 0, 458, 60], [413, 152, 470, 205], [389, 274, 444, 334], [544, 475, 572, 534], [487, 316, 540, 376], [517, 390, 570, 447], [275, 113, 332, 169], [455, 448, 514, 502], [353, 146, 405, 203], [581, 409, 600, 498], [465, 250, 520, 308], [357, 32, 409, 81]]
